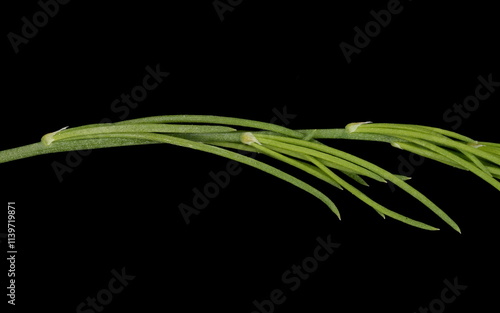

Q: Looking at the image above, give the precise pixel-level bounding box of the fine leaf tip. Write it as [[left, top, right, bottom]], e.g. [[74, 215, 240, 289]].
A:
[[446, 220, 461, 234], [326, 201, 341, 220], [326, 202, 341, 220], [394, 174, 412, 181]]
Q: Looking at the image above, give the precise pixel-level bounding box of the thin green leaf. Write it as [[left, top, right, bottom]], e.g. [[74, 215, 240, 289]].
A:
[[88, 132, 341, 219], [255, 136, 388, 184], [255, 133, 461, 233]]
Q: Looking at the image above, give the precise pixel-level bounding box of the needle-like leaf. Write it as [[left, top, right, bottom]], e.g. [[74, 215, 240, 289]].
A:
[[2, 115, 500, 233]]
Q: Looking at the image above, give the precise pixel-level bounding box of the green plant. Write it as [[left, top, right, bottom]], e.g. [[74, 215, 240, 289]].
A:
[[2, 115, 499, 233]]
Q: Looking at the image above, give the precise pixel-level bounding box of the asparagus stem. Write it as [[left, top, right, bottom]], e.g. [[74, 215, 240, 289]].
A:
[[2, 116, 499, 233]]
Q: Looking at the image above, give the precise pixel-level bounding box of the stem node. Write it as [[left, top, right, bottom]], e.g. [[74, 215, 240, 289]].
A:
[[41, 126, 69, 146]]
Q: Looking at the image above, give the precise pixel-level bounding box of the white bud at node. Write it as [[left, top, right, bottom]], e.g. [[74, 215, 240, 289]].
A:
[[241, 132, 261, 145]]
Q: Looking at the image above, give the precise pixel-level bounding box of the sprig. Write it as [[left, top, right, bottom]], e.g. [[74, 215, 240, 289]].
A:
[[2, 115, 499, 233]]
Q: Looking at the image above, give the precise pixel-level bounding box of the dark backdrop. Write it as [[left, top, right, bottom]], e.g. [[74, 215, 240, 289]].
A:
[[1, 1, 498, 312]]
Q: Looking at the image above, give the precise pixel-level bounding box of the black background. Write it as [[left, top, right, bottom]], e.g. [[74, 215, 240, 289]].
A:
[[1, 0, 499, 312]]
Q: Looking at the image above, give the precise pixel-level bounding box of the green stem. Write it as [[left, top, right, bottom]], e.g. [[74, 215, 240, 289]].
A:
[[0, 138, 157, 164], [0, 128, 401, 164]]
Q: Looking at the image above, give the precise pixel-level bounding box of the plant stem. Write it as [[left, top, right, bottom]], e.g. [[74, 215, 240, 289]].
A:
[[1, 128, 400, 164], [2, 116, 499, 233], [0, 138, 157, 164]]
